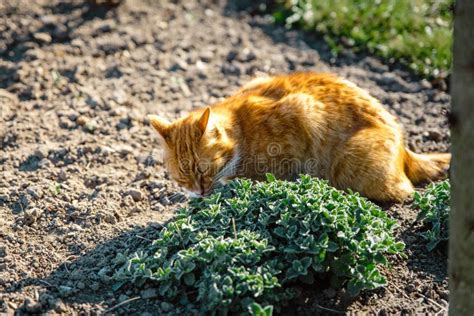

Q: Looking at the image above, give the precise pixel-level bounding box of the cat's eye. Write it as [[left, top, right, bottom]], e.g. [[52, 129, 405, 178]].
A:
[[197, 160, 212, 174]]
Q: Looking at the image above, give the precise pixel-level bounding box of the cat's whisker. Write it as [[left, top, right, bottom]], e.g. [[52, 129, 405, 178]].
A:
[[168, 192, 187, 203], [168, 192, 179, 200], [210, 181, 223, 191], [213, 154, 241, 184]]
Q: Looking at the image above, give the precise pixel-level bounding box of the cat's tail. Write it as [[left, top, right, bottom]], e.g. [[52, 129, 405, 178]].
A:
[[403, 148, 451, 185]]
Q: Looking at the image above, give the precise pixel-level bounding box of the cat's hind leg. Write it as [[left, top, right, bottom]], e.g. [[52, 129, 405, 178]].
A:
[[329, 127, 414, 202]]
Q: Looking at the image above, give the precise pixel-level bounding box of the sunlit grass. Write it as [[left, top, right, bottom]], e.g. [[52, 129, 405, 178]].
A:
[[274, 0, 453, 77]]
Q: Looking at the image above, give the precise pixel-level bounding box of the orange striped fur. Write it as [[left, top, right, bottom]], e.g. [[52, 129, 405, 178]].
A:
[[149, 72, 450, 201]]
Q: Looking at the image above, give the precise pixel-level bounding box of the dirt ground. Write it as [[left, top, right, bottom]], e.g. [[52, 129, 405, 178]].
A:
[[0, 0, 451, 314]]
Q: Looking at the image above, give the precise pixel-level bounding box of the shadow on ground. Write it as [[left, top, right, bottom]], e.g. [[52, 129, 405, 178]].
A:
[[400, 223, 448, 282], [9, 217, 361, 315], [1, 1, 118, 63], [0, 0, 119, 98], [8, 222, 168, 314]]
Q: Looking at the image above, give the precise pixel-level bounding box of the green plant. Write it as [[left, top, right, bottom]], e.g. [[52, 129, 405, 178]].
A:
[[113, 175, 404, 314], [413, 180, 450, 251], [49, 182, 62, 195], [272, 0, 453, 78]]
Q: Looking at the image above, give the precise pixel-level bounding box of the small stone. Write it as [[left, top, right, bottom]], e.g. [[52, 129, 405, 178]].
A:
[[58, 170, 68, 181], [406, 283, 416, 293], [123, 195, 135, 206], [114, 144, 133, 155], [69, 223, 83, 231], [148, 181, 165, 190], [52, 147, 68, 157], [33, 145, 50, 159], [84, 120, 97, 133], [90, 282, 100, 291], [420, 79, 432, 89], [160, 302, 173, 312], [112, 90, 128, 105], [141, 288, 158, 299], [71, 38, 85, 48], [151, 203, 165, 212], [100, 146, 116, 155], [69, 269, 83, 280], [118, 294, 129, 302], [22, 297, 42, 313], [0, 89, 19, 103], [76, 281, 85, 289], [19, 194, 31, 209], [428, 130, 443, 142], [67, 111, 79, 121], [440, 290, 449, 300], [76, 115, 88, 126], [221, 63, 241, 76], [103, 212, 117, 224], [226, 50, 238, 62], [26, 186, 43, 199], [86, 93, 102, 108], [169, 59, 188, 71], [0, 192, 9, 203], [424, 288, 436, 299], [125, 189, 143, 202], [58, 285, 74, 297], [238, 47, 257, 62], [0, 246, 8, 257], [136, 154, 157, 166], [23, 207, 42, 225], [98, 35, 127, 54], [33, 32, 52, 44], [98, 267, 111, 283], [52, 299, 67, 313], [199, 50, 214, 63], [38, 158, 51, 169], [135, 169, 151, 181]]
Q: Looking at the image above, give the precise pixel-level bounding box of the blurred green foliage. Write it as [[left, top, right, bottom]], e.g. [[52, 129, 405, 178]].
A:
[[273, 0, 453, 77]]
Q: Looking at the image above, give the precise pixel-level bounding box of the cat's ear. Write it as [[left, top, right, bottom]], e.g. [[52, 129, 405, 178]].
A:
[[148, 114, 171, 142], [198, 107, 211, 134]]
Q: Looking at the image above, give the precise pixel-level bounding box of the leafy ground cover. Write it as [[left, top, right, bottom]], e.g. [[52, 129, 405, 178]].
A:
[[413, 180, 450, 251], [113, 175, 404, 314], [271, 0, 453, 78]]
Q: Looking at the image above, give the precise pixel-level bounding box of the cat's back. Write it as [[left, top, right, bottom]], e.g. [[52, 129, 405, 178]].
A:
[[241, 72, 375, 106], [236, 72, 399, 132]]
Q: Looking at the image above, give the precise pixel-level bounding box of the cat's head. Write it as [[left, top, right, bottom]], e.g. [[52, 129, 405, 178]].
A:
[[148, 108, 236, 196]]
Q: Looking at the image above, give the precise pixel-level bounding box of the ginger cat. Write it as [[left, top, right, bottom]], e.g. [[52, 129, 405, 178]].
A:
[[148, 72, 450, 202]]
